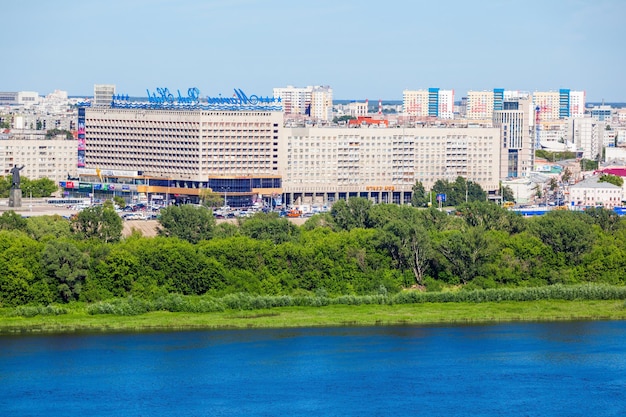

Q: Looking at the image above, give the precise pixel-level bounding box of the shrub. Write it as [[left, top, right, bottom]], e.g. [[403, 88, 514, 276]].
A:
[[9, 304, 68, 317]]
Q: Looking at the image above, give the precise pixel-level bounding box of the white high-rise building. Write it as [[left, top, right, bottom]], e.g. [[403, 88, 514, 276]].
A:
[[273, 85, 333, 121], [569, 90, 586, 118], [93, 84, 115, 107], [568, 118, 605, 160], [273, 85, 311, 115], [493, 97, 533, 179], [310, 86, 333, 121], [437, 89, 455, 119]]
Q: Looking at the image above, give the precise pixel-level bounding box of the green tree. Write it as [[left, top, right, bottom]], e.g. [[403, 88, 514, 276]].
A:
[[0, 176, 10, 197], [88, 245, 141, 299], [548, 177, 559, 192], [330, 197, 372, 231], [157, 204, 216, 243], [0, 114, 11, 129], [26, 215, 72, 241], [0, 261, 33, 306], [239, 212, 301, 244], [45, 129, 73, 140], [113, 196, 127, 208], [332, 115, 356, 124], [0, 231, 46, 306], [561, 168, 573, 184], [501, 184, 515, 203], [17, 177, 57, 198], [581, 158, 598, 171], [530, 211, 596, 266], [71, 201, 122, 243], [598, 174, 624, 187], [200, 189, 224, 208], [431, 177, 482, 207], [40, 240, 90, 302], [377, 215, 431, 286], [466, 179, 487, 203], [456, 201, 526, 234], [411, 181, 428, 207], [0, 211, 28, 232], [583, 207, 623, 233], [434, 227, 494, 285]]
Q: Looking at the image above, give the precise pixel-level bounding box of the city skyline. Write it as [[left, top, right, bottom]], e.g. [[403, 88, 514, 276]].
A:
[[3, 0, 624, 102]]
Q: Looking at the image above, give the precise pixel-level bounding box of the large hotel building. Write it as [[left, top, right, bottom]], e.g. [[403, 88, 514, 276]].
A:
[[59, 86, 532, 207]]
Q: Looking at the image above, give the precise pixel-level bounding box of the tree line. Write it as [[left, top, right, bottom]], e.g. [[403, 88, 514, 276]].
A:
[[1, 198, 625, 307]]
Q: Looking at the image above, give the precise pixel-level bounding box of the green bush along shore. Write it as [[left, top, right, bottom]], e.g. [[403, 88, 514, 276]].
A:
[[2, 197, 626, 334]]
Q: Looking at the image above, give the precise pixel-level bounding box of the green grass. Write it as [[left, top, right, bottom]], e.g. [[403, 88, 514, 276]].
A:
[[1, 300, 625, 334]]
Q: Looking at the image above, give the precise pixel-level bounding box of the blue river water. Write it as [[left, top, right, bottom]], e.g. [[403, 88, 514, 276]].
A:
[[1, 321, 625, 417]]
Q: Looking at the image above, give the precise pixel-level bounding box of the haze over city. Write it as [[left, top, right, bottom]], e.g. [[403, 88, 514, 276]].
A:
[[3, 0, 624, 101]]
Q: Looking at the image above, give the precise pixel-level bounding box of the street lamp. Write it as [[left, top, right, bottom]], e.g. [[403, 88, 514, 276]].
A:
[[223, 186, 230, 208]]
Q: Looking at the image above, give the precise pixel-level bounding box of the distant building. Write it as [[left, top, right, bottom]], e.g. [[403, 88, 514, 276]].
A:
[[567, 118, 605, 160], [79, 105, 283, 207], [347, 116, 388, 127], [273, 85, 333, 122], [569, 175, 622, 208], [466, 90, 498, 120], [403, 88, 454, 119], [589, 105, 612, 122], [284, 125, 501, 205], [93, 84, 115, 107], [493, 97, 533, 178], [0, 91, 40, 107], [533, 89, 585, 121], [0, 138, 78, 185], [345, 101, 369, 118]]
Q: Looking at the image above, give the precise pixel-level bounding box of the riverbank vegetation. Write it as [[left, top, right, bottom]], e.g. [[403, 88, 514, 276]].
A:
[[2, 298, 625, 334], [1, 196, 626, 331]]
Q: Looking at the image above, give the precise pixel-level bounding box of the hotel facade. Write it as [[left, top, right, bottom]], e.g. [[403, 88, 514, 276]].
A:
[[59, 86, 514, 207], [65, 100, 502, 206]]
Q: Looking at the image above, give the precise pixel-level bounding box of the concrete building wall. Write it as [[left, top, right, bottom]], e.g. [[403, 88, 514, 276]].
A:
[[84, 107, 283, 180], [532, 91, 561, 121], [93, 84, 115, 107], [570, 177, 622, 208], [466, 91, 494, 120], [310, 86, 333, 121], [403, 90, 429, 117], [0, 139, 78, 184], [569, 118, 605, 160], [493, 98, 533, 179], [284, 126, 501, 195]]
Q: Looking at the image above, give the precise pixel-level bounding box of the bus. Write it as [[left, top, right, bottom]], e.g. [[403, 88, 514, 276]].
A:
[[46, 198, 91, 207]]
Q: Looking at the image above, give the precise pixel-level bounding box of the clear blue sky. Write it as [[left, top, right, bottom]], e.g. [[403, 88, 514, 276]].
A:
[[3, 0, 624, 102]]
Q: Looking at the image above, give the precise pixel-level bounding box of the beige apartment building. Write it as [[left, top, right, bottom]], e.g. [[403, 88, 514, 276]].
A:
[[466, 90, 496, 120], [73, 104, 503, 207], [79, 107, 283, 206], [284, 126, 501, 205], [273, 85, 333, 122], [0, 138, 77, 186]]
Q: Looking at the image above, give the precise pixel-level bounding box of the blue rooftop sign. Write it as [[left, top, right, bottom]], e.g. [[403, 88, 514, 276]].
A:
[[108, 87, 283, 111]]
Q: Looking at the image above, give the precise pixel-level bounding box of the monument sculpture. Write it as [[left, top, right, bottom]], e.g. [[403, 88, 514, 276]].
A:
[[10, 165, 24, 189], [8, 165, 24, 208]]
